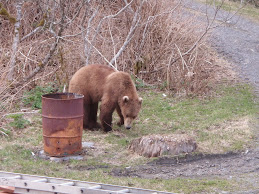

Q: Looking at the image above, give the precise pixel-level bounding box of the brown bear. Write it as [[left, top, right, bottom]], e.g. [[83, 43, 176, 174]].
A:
[[69, 64, 142, 132]]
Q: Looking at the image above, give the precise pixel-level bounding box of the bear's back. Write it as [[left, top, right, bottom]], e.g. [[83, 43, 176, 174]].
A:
[[69, 65, 116, 102]]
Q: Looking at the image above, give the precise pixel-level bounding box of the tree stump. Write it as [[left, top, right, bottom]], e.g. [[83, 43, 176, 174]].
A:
[[129, 134, 197, 157]]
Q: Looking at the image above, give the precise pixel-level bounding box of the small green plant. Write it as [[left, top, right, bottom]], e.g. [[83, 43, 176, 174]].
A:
[[23, 84, 56, 109], [0, 102, 6, 112], [131, 75, 150, 90], [135, 78, 146, 89], [159, 81, 167, 90], [8, 114, 30, 129], [0, 128, 11, 137]]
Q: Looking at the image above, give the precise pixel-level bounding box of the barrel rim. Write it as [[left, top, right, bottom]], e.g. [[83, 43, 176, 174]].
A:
[[42, 92, 84, 101]]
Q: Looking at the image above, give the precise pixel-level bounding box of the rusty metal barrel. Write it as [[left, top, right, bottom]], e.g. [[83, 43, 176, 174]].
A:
[[42, 93, 84, 157]]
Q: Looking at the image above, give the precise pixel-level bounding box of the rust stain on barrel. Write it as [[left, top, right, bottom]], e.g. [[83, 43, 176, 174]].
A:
[[42, 93, 84, 157]]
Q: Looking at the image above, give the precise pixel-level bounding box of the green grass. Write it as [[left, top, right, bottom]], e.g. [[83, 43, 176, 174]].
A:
[[0, 83, 258, 193], [135, 84, 257, 153], [200, 0, 259, 22], [0, 144, 235, 193], [138, 84, 256, 132], [7, 114, 30, 129]]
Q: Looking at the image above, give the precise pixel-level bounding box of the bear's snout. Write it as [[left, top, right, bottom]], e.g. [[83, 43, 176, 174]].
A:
[[124, 117, 133, 130], [125, 126, 131, 130]]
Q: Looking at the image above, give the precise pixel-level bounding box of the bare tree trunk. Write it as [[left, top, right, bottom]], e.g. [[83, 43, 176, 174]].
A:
[[82, 7, 99, 66], [7, 1, 23, 82]]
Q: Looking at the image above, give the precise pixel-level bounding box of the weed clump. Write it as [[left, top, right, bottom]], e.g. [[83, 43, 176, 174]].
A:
[[8, 114, 30, 129], [23, 85, 56, 109], [0, 128, 11, 137]]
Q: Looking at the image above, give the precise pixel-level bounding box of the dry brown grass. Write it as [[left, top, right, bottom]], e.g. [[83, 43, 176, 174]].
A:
[[0, 0, 231, 116], [197, 117, 254, 153]]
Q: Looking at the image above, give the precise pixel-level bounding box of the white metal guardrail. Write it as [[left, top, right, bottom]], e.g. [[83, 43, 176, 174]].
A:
[[0, 171, 175, 194]]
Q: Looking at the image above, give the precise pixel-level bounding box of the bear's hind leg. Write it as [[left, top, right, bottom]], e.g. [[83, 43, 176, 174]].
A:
[[83, 102, 90, 129], [89, 102, 101, 129]]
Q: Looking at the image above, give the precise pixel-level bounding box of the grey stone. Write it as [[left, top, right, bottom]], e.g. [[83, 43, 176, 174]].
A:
[[37, 150, 84, 162], [50, 155, 84, 162], [82, 142, 95, 148]]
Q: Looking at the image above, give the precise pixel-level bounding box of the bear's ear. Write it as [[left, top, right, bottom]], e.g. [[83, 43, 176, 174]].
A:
[[139, 97, 143, 104], [123, 96, 129, 103]]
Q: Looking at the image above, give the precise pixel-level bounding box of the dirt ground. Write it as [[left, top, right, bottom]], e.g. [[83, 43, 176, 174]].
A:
[[111, 1, 259, 193]]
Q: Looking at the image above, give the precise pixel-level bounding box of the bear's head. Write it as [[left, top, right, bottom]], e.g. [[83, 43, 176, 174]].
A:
[[121, 95, 142, 129]]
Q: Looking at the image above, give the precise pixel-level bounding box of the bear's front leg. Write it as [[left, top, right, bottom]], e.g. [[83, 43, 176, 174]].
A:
[[116, 105, 124, 126], [100, 101, 115, 132]]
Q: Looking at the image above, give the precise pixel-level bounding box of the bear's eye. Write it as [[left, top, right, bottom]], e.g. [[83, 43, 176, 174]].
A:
[[126, 114, 129, 117]]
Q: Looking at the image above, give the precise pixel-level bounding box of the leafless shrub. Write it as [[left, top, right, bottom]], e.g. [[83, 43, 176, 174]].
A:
[[0, 0, 234, 115]]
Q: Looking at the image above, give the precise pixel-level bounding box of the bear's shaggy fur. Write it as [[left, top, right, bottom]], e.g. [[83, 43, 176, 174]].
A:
[[69, 65, 142, 132]]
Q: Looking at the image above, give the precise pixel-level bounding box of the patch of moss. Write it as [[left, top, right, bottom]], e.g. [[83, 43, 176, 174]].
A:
[[9, 16, 16, 24], [38, 62, 43, 67], [36, 19, 45, 27], [36, 13, 47, 27], [0, 6, 16, 24], [0, 7, 9, 16]]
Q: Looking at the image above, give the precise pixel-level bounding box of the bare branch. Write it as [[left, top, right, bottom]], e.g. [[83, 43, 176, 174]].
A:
[[87, 0, 135, 66], [64, 0, 85, 28], [108, 20, 117, 69], [110, 1, 145, 65], [139, 1, 182, 55], [123, 0, 134, 13], [150, 0, 226, 74], [175, 44, 190, 72], [83, 37, 117, 71], [19, 49, 39, 64], [20, 26, 43, 42], [60, 35, 117, 70], [92, 0, 134, 43], [106, 0, 134, 18]]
